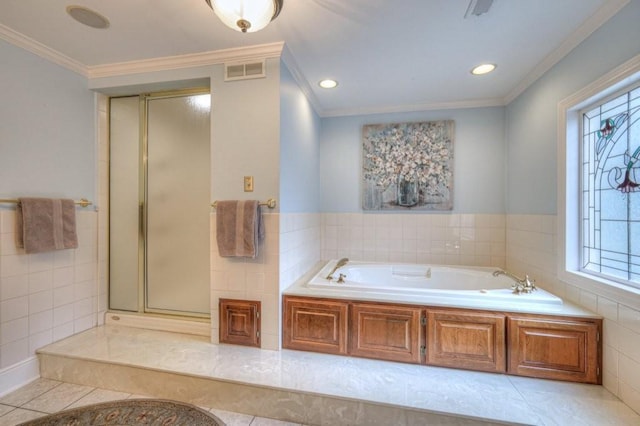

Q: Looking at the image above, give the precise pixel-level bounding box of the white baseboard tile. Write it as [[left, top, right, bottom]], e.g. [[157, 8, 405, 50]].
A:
[[0, 356, 40, 398]]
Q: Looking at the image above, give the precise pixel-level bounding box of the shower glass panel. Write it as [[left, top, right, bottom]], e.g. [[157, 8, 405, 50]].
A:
[[145, 94, 211, 315], [109, 96, 141, 312], [109, 90, 211, 317]]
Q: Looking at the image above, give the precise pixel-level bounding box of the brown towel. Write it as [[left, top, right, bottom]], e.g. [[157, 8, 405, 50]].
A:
[[216, 200, 264, 258], [15, 198, 79, 254]]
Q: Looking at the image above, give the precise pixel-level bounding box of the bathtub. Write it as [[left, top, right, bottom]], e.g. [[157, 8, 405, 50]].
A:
[[303, 260, 563, 309]]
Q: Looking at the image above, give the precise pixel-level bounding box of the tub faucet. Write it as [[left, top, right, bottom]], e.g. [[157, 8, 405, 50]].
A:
[[492, 270, 537, 294], [326, 258, 349, 280]]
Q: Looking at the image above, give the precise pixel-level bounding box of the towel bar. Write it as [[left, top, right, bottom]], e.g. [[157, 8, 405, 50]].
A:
[[0, 198, 93, 208], [211, 198, 276, 209]]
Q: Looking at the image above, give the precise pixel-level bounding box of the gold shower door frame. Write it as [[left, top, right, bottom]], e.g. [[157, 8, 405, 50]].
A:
[[109, 88, 211, 319]]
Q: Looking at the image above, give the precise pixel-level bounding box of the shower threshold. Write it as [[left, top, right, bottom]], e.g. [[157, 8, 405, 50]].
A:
[[105, 312, 210, 337]]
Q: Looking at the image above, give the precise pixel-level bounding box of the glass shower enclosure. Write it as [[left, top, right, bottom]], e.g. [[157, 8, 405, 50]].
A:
[[109, 90, 211, 317]]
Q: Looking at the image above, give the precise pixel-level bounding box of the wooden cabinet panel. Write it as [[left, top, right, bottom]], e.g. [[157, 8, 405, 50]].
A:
[[426, 309, 506, 372], [219, 299, 260, 347], [507, 316, 601, 384], [281, 295, 602, 383], [283, 296, 348, 355], [349, 303, 422, 364]]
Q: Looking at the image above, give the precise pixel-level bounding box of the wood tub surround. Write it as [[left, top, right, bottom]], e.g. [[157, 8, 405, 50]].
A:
[[507, 315, 601, 384], [349, 303, 422, 364], [282, 297, 348, 355], [282, 295, 602, 384], [427, 309, 506, 373]]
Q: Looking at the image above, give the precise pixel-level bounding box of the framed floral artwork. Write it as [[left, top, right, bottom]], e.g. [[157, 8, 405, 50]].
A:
[[362, 120, 454, 210]]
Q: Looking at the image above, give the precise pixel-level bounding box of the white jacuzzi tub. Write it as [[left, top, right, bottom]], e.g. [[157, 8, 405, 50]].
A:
[[301, 260, 563, 309]]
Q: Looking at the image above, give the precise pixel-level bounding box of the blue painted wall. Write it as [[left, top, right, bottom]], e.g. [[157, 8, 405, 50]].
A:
[[280, 64, 321, 213], [506, 1, 640, 214], [319, 107, 506, 213], [0, 40, 95, 202]]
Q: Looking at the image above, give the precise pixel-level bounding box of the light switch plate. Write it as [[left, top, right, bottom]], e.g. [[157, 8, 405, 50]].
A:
[[244, 176, 254, 192]]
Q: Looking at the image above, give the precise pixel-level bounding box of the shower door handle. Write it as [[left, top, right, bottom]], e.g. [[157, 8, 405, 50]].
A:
[[139, 202, 145, 237]]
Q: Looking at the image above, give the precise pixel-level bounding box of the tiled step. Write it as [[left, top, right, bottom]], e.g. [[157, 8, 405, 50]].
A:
[[35, 324, 605, 425]]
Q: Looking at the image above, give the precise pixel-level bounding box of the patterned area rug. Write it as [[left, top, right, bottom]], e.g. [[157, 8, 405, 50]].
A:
[[18, 398, 226, 425]]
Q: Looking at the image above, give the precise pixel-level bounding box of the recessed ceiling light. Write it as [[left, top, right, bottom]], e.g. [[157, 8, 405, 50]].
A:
[[319, 79, 338, 89], [471, 63, 496, 75], [66, 6, 110, 29]]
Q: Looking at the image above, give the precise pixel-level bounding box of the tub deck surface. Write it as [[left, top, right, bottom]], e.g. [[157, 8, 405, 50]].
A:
[[287, 261, 599, 318]]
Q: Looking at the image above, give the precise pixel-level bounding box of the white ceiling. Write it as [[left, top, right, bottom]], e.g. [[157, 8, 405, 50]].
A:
[[0, 0, 628, 116]]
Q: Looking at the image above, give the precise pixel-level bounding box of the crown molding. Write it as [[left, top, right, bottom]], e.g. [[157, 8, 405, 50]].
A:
[[0, 23, 285, 86], [280, 45, 323, 116], [87, 42, 285, 79], [1, 0, 628, 117], [0, 23, 88, 76], [319, 97, 506, 118], [504, 0, 629, 105], [558, 52, 640, 112]]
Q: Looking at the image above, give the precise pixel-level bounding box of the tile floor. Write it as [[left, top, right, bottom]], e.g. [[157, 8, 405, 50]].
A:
[[0, 378, 300, 426], [3, 325, 640, 425]]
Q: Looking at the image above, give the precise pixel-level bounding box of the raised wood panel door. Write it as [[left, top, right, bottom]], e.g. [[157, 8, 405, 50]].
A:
[[219, 299, 260, 347], [507, 316, 601, 384], [283, 296, 349, 355], [426, 309, 506, 372], [349, 303, 422, 364]]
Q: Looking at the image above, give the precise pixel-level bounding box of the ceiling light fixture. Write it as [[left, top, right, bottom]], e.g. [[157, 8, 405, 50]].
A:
[[205, 0, 283, 33], [66, 6, 110, 29], [319, 79, 338, 89], [471, 63, 496, 75]]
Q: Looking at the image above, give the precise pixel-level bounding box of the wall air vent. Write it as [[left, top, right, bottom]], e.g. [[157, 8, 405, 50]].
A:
[[224, 60, 266, 81], [464, 0, 494, 18]]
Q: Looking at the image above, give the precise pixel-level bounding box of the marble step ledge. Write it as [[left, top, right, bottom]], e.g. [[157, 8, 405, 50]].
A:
[[37, 353, 507, 426]]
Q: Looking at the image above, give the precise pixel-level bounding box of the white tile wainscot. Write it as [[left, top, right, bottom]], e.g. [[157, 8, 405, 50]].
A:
[[0, 208, 99, 396], [506, 214, 640, 415], [321, 213, 506, 268], [210, 212, 280, 350]]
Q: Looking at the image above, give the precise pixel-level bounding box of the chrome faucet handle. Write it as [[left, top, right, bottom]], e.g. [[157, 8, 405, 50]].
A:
[[511, 282, 523, 294], [523, 274, 536, 291], [495, 269, 538, 294], [326, 258, 349, 280], [511, 275, 537, 294]]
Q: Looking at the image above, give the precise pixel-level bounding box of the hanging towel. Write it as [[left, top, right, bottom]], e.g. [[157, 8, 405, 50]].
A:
[[15, 198, 79, 254], [216, 200, 264, 258]]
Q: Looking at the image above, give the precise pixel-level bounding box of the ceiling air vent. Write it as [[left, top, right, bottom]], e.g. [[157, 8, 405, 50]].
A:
[[464, 0, 493, 18], [224, 60, 266, 81]]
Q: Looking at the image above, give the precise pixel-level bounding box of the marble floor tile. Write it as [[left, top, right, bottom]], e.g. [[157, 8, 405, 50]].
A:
[[405, 411, 505, 426], [210, 408, 255, 426], [127, 394, 156, 399], [517, 389, 640, 426], [0, 404, 15, 417], [0, 383, 261, 426], [66, 388, 132, 409], [407, 389, 538, 425], [508, 375, 619, 400], [250, 417, 302, 426], [0, 378, 61, 407], [0, 408, 46, 425], [21, 382, 94, 414]]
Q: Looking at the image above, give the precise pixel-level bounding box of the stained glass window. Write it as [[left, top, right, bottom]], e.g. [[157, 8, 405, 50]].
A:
[[581, 84, 640, 287]]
